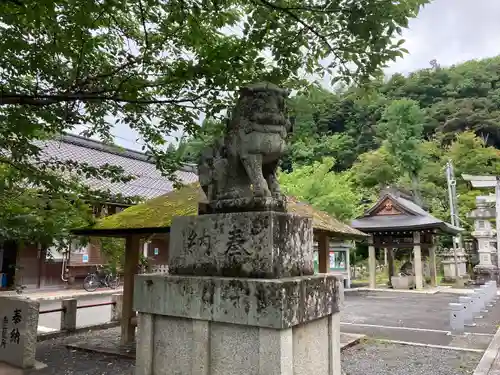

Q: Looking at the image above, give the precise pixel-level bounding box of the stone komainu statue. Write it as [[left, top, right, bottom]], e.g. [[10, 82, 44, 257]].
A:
[[198, 82, 293, 209]]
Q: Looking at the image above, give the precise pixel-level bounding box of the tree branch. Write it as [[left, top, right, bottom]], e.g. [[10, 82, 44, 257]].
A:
[[0, 92, 202, 106], [138, 0, 150, 50], [69, 57, 139, 91], [254, 0, 347, 70]]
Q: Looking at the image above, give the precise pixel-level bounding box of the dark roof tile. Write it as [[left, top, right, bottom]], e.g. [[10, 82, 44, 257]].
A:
[[38, 134, 198, 200], [352, 191, 462, 235]]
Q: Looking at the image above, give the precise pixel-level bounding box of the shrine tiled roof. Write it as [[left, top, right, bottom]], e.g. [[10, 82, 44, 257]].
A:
[[37, 134, 198, 200], [351, 190, 462, 235]]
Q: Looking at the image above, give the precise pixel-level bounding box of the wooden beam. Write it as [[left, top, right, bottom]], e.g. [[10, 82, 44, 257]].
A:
[[368, 235, 376, 289], [318, 233, 329, 273], [387, 248, 395, 287], [429, 236, 438, 287], [373, 242, 432, 249], [121, 235, 140, 346], [413, 232, 423, 290]]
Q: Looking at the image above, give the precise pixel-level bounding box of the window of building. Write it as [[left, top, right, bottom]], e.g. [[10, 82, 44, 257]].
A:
[[312, 244, 348, 272], [71, 241, 89, 254], [329, 251, 347, 271], [45, 240, 89, 261]]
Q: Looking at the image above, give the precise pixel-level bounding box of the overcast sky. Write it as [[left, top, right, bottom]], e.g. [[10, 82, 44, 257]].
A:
[[85, 0, 500, 152]]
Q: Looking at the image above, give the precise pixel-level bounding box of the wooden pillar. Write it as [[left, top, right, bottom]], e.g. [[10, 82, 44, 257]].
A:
[[121, 235, 140, 346], [387, 248, 395, 287], [429, 236, 438, 287], [318, 232, 329, 273], [413, 231, 423, 290], [368, 235, 376, 289], [346, 245, 351, 288], [37, 244, 44, 289]]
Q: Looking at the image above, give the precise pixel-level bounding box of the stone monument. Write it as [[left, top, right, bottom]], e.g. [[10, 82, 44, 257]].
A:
[[469, 197, 498, 284], [0, 297, 40, 369], [134, 82, 343, 375], [440, 248, 468, 283]]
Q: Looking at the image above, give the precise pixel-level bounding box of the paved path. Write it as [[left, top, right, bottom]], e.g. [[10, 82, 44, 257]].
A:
[[38, 294, 114, 333], [341, 290, 500, 351], [473, 326, 500, 374], [0, 287, 122, 301], [0, 287, 121, 334]]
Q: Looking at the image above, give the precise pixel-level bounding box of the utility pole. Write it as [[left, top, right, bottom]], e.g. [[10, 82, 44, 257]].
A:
[[446, 161, 460, 281]]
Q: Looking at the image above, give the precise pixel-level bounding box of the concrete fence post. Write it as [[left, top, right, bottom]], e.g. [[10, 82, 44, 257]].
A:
[[459, 296, 476, 327], [471, 291, 484, 319], [480, 285, 492, 307], [61, 298, 77, 332], [486, 282, 495, 305], [488, 282, 497, 304], [474, 289, 486, 314], [111, 293, 123, 322], [478, 288, 490, 312], [449, 303, 465, 335]]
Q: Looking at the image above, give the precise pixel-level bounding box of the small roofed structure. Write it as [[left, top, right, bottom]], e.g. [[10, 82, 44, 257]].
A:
[[351, 187, 462, 290], [76, 183, 366, 239], [72, 182, 367, 345]]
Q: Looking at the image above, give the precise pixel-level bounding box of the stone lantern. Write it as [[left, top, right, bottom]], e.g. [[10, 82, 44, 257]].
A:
[[469, 197, 498, 284]]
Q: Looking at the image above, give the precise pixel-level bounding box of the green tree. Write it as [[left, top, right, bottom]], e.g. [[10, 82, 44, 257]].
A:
[[99, 237, 126, 273], [279, 158, 363, 221], [0, 0, 428, 193], [351, 143, 399, 192], [178, 118, 225, 163], [0, 166, 93, 250], [377, 99, 425, 203]]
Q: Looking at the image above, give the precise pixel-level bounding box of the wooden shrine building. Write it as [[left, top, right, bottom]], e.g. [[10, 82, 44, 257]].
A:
[[351, 188, 462, 290]]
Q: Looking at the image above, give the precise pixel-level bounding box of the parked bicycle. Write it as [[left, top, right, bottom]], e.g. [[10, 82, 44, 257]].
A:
[[83, 265, 120, 292]]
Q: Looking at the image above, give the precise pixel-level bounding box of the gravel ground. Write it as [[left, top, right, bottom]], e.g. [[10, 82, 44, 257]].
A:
[[29, 331, 482, 375], [342, 341, 482, 375], [29, 332, 135, 375]]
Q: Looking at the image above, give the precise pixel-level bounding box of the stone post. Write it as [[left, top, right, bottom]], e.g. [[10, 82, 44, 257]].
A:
[[134, 211, 343, 375], [61, 298, 77, 332], [474, 288, 488, 313], [368, 235, 376, 289], [459, 296, 475, 327], [413, 231, 423, 290], [471, 291, 484, 319], [111, 293, 123, 322], [0, 297, 40, 369], [449, 303, 464, 335]]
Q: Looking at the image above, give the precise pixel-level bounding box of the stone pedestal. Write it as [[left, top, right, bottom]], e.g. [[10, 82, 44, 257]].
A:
[[134, 211, 343, 375], [473, 265, 499, 285], [168, 211, 314, 278], [391, 276, 415, 290]]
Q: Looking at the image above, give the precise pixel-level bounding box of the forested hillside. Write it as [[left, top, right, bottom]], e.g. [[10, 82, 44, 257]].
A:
[[180, 56, 500, 235]]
